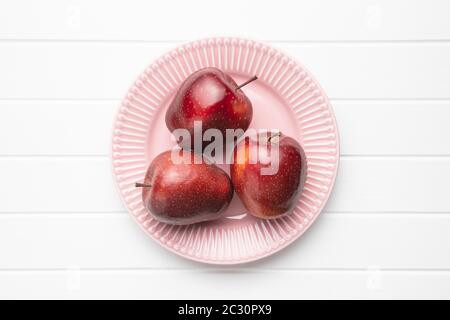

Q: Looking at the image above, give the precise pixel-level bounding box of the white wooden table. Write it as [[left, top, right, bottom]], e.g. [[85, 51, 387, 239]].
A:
[[0, 0, 449, 299]]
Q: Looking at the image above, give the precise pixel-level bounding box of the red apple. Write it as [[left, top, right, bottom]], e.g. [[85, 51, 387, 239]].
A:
[[137, 149, 233, 225], [230, 132, 307, 219], [165, 67, 256, 150]]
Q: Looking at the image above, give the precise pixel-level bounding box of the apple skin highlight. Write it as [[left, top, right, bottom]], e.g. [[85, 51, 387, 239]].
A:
[[231, 132, 307, 219], [138, 150, 234, 225], [165, 67, 255, 150]]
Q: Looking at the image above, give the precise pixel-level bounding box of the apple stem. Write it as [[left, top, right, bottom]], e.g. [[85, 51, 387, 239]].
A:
[[236, 76, 258, 90], [268, 132, 282, 143], [135, 182, 152, 188]]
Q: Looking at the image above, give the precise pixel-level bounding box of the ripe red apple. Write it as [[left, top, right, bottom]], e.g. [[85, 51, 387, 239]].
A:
[[230, 132, 307, 219], [136, 149, 233, 225], [165, 67, 256, 150]]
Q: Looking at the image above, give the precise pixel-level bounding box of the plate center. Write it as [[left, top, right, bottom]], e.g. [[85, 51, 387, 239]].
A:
[[143, 72, 301, 227]]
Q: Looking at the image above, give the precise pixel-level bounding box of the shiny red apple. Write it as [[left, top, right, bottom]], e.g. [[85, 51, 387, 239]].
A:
[[230, 132, 307, 219], [165, 67, 256, 150], [136, 149, 233, 225]]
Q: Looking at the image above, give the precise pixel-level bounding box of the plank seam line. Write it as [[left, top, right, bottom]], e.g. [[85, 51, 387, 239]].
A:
[[0, 268, 450, 273], [1, 98, 450, 103], [1, 39, 450, 45], [1, 155, 450, 159], [0, 211, 448, 216]]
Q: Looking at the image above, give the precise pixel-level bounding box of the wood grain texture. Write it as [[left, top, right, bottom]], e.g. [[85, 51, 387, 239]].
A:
[[0, 43, 449, 99], [0, 157, 449, 213], [1, 100, 450, 156], [1, 0, 450, 299], [0, 0, 449, 41], [1, 270, 449, 299], [0, 213, 449, 270]]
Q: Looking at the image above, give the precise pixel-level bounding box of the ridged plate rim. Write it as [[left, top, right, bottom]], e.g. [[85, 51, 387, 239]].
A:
[[111, 37, 340, 265]]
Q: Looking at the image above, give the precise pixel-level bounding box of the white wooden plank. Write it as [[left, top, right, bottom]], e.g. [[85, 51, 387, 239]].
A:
[[0, 157, 449, 213], [334, 101, 450, 156], [0, 158, 125, 212], [0, 213, 449, 270], [0, 101, 117, 155], [1, 100, 450, 156], [1, 0, 449, 41], [1, 43, 450, 99], [326, 157, 450, 213], [0, 269, 449, 299], [0, 0, 448, 302], [0, 43, 168, 100], [287, 44, 450, 100]]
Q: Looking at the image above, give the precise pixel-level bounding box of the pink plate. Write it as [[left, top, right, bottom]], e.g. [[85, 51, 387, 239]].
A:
[[112, 37, 339, 264]]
